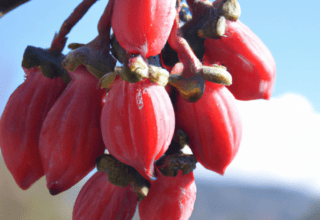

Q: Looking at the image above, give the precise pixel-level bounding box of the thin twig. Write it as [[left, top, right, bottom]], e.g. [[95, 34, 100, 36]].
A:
[[49, 0, 97, 53], [0, 0, 30, 18]]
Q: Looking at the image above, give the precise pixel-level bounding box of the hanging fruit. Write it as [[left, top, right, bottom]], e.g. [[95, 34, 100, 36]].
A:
[[101, 77, 175, 180], [175, 82, 242, 175], [112, 0, 176, 58], [203, 20, 276, 100], [39, 66, 105, 195], [0, 66, 67, 190]]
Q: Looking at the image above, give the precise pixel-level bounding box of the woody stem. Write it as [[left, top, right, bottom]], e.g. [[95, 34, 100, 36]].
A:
[[0, 0, 30, 17], [49, 0, 97, 53], [168, 18, 202, 78], [97, 0, 115, 54]]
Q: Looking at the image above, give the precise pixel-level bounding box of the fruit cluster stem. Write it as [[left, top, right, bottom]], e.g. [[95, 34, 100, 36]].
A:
[[49, 0, 97, 53]]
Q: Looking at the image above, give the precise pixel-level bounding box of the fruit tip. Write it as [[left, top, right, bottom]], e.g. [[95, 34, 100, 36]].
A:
[[49, 187, 60, 196], [48, 182, 61, 195]]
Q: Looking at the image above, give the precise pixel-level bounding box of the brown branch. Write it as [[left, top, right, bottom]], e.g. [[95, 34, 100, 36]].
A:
[[97, 0, 115, 54], [0, 0, 30, 18], [49, 0, 98, 53]]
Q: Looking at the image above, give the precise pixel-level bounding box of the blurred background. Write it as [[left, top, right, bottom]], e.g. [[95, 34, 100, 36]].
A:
[[1, 0, 320, 219]]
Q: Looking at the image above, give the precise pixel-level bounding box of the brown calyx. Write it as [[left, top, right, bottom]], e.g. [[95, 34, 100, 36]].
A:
[[22, 46, 71, 84], [156, 154, 197, 177], [62, 36, 116, 80], [96, 154, 150, 201], [49, 0, 98, 53]]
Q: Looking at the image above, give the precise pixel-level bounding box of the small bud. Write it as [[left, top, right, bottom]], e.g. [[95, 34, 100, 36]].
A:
[[120, 55, 149, 83], [99, 67, 121, 90], [67, 43, 85, 50], [221, 0, 241, 21], [148, 65, 169, 86], [213, 0, 241, 21], [216, 16, 227, 36], [201, 65, 232, 85], [169, 74, 205, 102]]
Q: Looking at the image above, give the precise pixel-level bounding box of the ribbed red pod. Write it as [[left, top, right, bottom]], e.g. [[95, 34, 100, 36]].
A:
[[175, 82, 242, 175], [0, 67, 66, 189], [39, 66, 105, 195], [73, 172, 138, 220], [101, 77, 175, 180], [112, 0, 176, 58], [139, 168, 196, 220], [203, 20, 276, 100]]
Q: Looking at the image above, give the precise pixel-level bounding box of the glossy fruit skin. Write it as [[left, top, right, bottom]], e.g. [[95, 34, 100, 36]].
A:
[[39, 66, 105, 195], [101, 77, 175, 180], [203, 20, 276, 100], [0, 67, 66, 189], [73, 172, 138, 220], [112, 0, 176, 58], [175, 82, 242, 175], [139, 168, 196, 220]]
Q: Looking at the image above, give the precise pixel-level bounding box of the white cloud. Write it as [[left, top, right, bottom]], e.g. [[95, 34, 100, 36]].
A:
[[194, 93, 320, 194]]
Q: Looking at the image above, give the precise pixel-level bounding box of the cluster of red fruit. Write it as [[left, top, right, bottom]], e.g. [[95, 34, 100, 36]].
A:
[[0, 0, 276, 219]]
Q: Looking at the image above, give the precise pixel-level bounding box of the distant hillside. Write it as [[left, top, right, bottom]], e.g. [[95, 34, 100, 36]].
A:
[[132, 179, 320, 219], [1, 153, 319, 219]]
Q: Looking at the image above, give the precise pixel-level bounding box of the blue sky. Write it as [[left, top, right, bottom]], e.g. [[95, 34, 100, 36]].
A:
[[240, 0, 320, 112], [0, 0, 320, 198]]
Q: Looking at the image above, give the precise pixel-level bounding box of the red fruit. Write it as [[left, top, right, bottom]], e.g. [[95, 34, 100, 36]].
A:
[[203, 20, 276, 100], [73, 172, 138, 220], [39, 66, 105, 195], [112, 0, 176, 58], [0, 67, 66, 189], [101, 77, 175, 180], [139, 168, 196, 220], [175, 82, 242, 175]]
